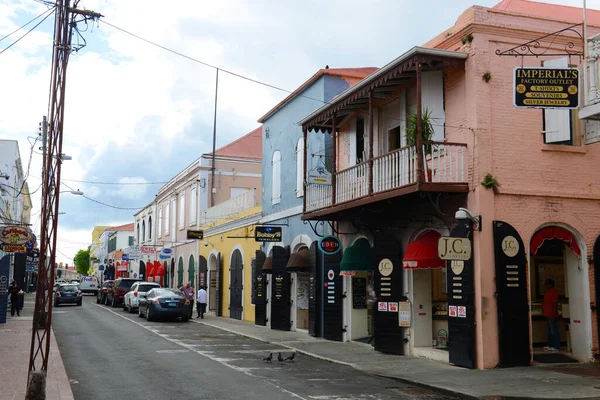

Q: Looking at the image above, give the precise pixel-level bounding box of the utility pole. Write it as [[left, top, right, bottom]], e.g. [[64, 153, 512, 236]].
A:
[[27, 2, 101, 398], [210, 69, 219, 207]]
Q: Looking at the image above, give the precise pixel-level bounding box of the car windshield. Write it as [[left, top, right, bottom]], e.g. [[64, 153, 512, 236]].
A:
[[118, 280, 137, 288], [138, 284, 159, 292], [60, 285, 79, 292], [154, 289, 182, 297]]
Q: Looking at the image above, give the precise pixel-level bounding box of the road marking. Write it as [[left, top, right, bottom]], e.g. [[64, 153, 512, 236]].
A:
[[95, 304, 308, 400], [53, 311, 67, 314], [156, 349, 190, 354]]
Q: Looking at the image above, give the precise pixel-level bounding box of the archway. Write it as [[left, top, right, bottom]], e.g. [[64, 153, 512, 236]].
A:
[[198, 256, 208, 289], [208, 253, 218, 311], [530, 225, 591, 362], [139, 261, 146, 281], [288, 235, 311, 332], [229, 249, 243, 320], [177, 257, 184, 288], [188, 255, 196, 288]]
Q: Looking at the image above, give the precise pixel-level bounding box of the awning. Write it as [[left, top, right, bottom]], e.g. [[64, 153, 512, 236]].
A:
[[340, 238, 373, 275], [147, 262, 155, 278], [286, 248, 310, 272], [402, 231, 445, 269], [531, 226, 581, 256], [155, 261, 164, 276], [262, 256, 273, 273]]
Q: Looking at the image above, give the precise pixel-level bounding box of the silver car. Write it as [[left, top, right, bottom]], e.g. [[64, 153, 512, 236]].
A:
[[123, 281, 161, 313]]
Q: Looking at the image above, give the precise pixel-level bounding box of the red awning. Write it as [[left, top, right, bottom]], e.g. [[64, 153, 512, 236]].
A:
[[147, 262, 155, 278], [530, 226, 581, 256], [155, 261, 164, 276], [402, 230, 445, 269]]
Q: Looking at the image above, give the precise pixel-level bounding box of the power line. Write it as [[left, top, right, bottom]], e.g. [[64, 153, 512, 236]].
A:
[[0, 6, 55, 56], [29, 175, 169, 185], [0, 6, 54, 43], [61, 181, 144, 210]]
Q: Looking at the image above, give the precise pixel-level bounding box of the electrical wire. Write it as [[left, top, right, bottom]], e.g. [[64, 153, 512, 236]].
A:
[[0, 6, 54, 43], [61, 181, 144, 210], [0, 6, 56, 56], [28, 175, 169, 185]]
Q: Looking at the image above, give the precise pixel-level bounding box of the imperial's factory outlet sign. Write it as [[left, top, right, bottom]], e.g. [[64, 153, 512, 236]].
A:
[[514, 67, 579, 109]]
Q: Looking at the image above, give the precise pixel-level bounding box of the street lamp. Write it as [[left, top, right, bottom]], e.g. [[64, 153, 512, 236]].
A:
[[59, 189, 83, 196], [52, 153, 72, 161]]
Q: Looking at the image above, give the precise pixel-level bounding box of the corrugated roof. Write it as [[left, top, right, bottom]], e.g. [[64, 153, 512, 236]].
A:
[[494, 0, 600, 25], [258, 67, 378, 123], [206, 127, 262, 159], [107, 223, 134, 232]]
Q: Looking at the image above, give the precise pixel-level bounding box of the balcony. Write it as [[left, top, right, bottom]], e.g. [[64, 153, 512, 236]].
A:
[[305, 141, 468, 217], [199, 189, 258, 226]]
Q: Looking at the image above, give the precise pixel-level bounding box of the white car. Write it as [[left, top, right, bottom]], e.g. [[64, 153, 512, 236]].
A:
[[78, 276, 98, 294], [124, 281, 161, 313]]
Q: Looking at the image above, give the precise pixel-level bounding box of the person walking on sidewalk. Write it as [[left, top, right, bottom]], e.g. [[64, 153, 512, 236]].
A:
[[543, 278, 560, 352], [179, 282, 194, 320], [8, 281, 22, 317], [196, 286, 207, 319]]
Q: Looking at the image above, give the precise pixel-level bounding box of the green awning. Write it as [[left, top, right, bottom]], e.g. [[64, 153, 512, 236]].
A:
[[340, 238, 373, 274]]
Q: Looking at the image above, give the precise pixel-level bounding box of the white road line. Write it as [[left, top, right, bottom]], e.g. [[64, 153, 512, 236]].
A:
[[95, 304, 307, 400], [156, 349, 190, 354]]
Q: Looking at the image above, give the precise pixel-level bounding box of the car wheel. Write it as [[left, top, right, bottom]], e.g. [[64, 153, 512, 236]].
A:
[[77, 300, 82, 306], [54, 300, 59, 308], [182, 316, 189, 322], [96, 295, 100, 304], [146, 307, 153, 321], [138, 306, 144, 318]]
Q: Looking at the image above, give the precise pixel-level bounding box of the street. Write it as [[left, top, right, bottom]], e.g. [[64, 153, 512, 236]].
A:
[[51, 296, 456, 400]]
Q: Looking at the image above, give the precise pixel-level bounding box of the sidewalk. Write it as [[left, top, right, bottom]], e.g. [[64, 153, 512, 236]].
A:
[[195, 315, 600, 400], [0, 300, 74, 400]]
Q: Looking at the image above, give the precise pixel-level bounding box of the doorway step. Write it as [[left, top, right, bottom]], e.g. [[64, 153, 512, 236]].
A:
[[413, 347, 449, 363], [533, 353, 579, 363]]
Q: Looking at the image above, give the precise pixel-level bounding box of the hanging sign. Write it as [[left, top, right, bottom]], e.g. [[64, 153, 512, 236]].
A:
[[255, 226, 282, 242], [319, 236, 341, 255], [0, 226, 30, 245], [1, 244, 27, 253], [514, 67, 579, 109], [438, 237, 471, 261], [187, 230, 204, 240], [378, 258, 393, 276], [308, 165, 332, 185], [140, 246, 155, 254]]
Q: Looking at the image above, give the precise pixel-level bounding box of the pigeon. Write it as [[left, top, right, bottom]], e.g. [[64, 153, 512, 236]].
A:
[[285, 352, 296, 362], [263, 352, 273, 362], [277, 352, 284, 363]]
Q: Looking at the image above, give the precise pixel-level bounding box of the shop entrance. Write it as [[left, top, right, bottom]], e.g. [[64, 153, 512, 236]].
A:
[[229, 249, 243, 320], [288, 240, 311, 332], [270, 246, 291, 331], [198, 256, 207, 289], [253, 250, 268, 326], [139, 261, 146, 281], [529, 226, 590, 362]]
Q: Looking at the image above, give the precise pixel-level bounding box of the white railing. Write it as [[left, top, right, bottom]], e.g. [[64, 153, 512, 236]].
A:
[[305, 184, 332, 212], [373, 146, 417, 192], [199, 189, 257, 225], [422, 142, 468, 184], [335, 161, 368, 203]]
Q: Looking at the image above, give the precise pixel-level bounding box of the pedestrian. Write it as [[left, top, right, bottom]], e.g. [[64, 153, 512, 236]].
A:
[[196, 286, 207, 319], [8, 281, 22, 317], [179, 282, 194, 320], [543, 278, 560, 352]]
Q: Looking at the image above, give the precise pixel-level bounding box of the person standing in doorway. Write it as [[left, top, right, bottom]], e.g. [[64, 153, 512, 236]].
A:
[[8, 281, 22, 317], [179, 282, 194, 320], [197, 286, 207, 319], [543, 278, 560, 352]]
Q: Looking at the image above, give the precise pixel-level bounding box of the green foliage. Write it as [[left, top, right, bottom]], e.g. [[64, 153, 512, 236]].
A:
[[461, 33, 474, 45], [74, 248, 91, 276], [482, 72, 492, 82], [481, 173, 500, 191], [406, 108, 436, 155]]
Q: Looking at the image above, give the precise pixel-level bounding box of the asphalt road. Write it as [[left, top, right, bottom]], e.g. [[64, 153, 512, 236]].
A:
[[52, 296, 456, 400]]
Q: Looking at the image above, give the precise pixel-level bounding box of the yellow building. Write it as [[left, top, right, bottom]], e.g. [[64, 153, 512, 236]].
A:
[[199, 205, 262, 323], [89, 225, 111, 275]]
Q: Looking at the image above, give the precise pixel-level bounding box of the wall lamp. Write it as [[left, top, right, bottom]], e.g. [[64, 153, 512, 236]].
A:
[[455, 207, 482, 231]]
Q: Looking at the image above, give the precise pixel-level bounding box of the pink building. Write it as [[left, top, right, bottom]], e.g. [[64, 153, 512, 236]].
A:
[[299, 0, 600, 369]]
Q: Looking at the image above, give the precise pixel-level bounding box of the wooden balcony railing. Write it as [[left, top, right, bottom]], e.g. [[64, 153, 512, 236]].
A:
[[305, 141, 467, 213]]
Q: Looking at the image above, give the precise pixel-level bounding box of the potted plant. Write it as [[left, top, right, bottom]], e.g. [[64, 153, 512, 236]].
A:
[[406, 108, 436, 181]]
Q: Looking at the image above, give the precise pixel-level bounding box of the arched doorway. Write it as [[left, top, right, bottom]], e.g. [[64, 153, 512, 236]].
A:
[[529, 225, 591, 362], [139, 261, 146, 281], [177, 257, 184, 288], [208, 254, 218, 312], [188, 255, 196, 288], [230, 249, 243, 320], [198, 256, 208, 289], [163, 261, 168, 287]]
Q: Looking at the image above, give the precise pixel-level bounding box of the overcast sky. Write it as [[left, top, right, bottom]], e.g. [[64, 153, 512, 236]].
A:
[[0, 0, 596, 265]]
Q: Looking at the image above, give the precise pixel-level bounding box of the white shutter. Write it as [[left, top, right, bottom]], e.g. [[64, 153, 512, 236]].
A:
[[421, 70, 445, 142], [585, 120, 600, 144], [158, 208, 162, 237], [189, 186, 197, 225], [296, 138, 304, 197], [349, 119, 357, 166], [171, 198, 176, 236], [272, 151, 281, 204], [543, 58, 571, 143], [165, 203, 170, 235]]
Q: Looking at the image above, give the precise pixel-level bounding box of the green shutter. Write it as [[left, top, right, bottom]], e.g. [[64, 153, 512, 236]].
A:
[[177, 258, 184, 287], [188, 255, 195, 288]]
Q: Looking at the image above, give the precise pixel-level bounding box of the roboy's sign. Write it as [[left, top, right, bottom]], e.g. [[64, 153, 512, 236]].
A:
[[514, 67, 579, 109]]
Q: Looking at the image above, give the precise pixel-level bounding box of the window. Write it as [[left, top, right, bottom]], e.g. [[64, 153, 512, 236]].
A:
[[189, 185, 197, 226], [542, 58, 573, 145], [356, 117, 365, 164], [136, 223, 140, 243], [388, 126, 401, 151], [178, 193, 185, 230], [128, 236, 134, 246], [171, 198, 176, 236], [165, 203, 170, 235], [272, 150, 281, 204], [296, 138, 304, 197], [158, 208, 163, 237], [148, 216, 152, 240], [142, 220, 146, 242]]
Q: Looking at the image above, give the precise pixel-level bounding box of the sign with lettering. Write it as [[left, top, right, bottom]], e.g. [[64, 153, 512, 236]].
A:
[[352, 277, 366, 309], [319, 236, 341, 255], [1, 244, 27, 253], [438, 237, 472, 261], [255, 226, 282, 242], [308, 165, 332, 185], [140, 246, 155, 254], [398, 301, 411, 327], [0, 226, 30, 245], [187, 230, 204, 240], [514, 67, 579, 109]]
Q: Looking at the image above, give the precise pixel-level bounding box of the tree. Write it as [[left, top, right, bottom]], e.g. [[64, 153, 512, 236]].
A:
[[74, 246, 91, 276]]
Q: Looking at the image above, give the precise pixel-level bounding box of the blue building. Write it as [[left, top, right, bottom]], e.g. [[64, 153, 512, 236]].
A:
[[256, 67, 376, 334]]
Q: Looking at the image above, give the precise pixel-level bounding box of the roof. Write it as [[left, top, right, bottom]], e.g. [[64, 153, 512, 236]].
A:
[[107, 223, 134, 232], [258, 67, 378, 123], [298, 47, 467, 130], [493, 0, 600, 25], [205, 127, 262, 159]]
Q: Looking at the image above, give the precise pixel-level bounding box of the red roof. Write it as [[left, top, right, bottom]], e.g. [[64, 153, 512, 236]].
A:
[[258, 67, 378, 123], [107, 223, 134, 232], [494, 0, 600, 25], [207, 127, 262, 159]]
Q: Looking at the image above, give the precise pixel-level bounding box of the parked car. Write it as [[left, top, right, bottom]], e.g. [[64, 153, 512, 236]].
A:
[[106, 278, 140, 308], [138, 288, 190, 322], [96, 280, 114, 304], [78, 276, 98, 294], [54, 284, 82, 307], [124, 281, 161, 313]]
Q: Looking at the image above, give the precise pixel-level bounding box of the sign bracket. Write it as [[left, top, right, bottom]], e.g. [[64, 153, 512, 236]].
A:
[[495, 23, 584, 60]]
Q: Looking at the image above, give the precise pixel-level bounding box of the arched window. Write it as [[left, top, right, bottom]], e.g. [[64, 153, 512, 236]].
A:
[[272, 150, 281, 205], [148, 216, 152, 240], [142, 220, 146, 242], [296, 137, 304, 197]]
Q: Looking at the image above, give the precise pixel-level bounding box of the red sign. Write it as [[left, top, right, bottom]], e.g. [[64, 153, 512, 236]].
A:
[[0, 226, 30, 245], [140, 246, 155, 254], [319, 236, 341, 255]]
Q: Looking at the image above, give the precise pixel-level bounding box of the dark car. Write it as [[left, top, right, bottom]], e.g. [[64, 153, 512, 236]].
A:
[[138, 288, 190, 322], [106, 278, 140, 308], [54, 284, 82, 307], [96, 280, 114, 304]]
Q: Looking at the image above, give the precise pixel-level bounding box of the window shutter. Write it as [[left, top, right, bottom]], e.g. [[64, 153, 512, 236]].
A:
[[272, 151, 281, 204], [296, 138, 304, 197], [421, 70, 445, 142], [349, 119, 357, 166], [585, 120, 600, 144], [543, 58, 571, 144]]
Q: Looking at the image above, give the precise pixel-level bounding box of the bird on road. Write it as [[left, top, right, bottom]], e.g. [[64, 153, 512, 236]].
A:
[[285, 352, 296, 362], [277, 352, 284, 363], [263, 353, 273, 362]]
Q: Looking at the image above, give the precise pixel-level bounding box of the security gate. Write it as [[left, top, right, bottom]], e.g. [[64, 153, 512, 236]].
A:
[[229, 249, 243, 320], [198, 256, 208, 289], [270, 246, 291, 331], [494, 221, 530, 367], [308, 242, 321, 337], [323, 250, 343, 341], [253, 250, 268, 326], [215, 253, 223, 317]]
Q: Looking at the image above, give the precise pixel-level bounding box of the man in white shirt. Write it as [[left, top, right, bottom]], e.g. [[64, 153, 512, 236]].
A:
[[196, 286, 207, 319]]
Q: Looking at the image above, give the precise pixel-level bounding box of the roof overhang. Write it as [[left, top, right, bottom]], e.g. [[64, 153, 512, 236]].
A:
[[298, 47, 467, 133]]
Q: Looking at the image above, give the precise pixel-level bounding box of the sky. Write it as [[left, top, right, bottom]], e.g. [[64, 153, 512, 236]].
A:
[[0, 0, 597, 265]]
